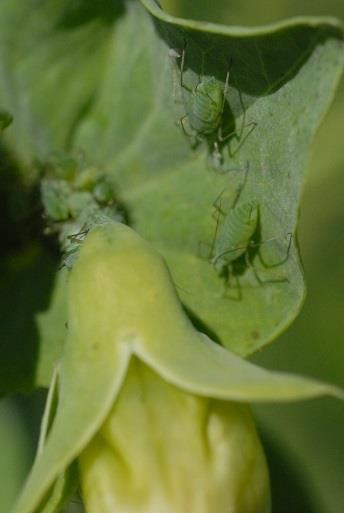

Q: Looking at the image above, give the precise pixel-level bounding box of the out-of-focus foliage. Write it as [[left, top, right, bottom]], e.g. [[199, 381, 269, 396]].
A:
[[0, 400, 30, 511]]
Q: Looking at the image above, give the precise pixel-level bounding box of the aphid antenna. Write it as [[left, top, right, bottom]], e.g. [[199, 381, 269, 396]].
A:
[[213, 237, 271, 266], [217, 241, 290, 290], [179, 43, 192, 92], [177, 115, 199, 148], [210, 160, 249, 217], [212, 240, 252, 267], [244, 249, 290, 286], [196, 189, 227, 262], [169, 46, 185, 103], [214, 231, 292, 268], [217, 64, 257, 155], [212, 187, 227, 217], [209, 189, 227, 259], [222, 68, 230, 108]]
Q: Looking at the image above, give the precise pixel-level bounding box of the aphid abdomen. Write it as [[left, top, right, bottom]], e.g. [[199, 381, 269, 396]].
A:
[[213, 202, 259, 271], [189, 78, 223, 135]]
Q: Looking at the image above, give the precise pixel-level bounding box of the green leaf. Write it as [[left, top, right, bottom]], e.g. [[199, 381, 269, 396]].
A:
[[0, 1, 343, 382], [72, 0, 344, 355]]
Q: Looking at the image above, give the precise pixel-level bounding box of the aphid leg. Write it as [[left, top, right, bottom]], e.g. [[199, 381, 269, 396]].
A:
[[178, 115, 198, 147], [218, 121, 257, 145], [246, 240, 291, 286], [178, 114, 192, 135], [208, 193, 226, 259], [212, 188, 227, 217], [213, 243, 250, 268], [233, 85, 250, 142], [232, 161, 250, 207], [244, 251, 265, 285], [221, 70, 230, 113], [197, 190, 226, 261], [232, 273, 243, 300], [225, 122, 257, 158], [257, 232, 293, 269], [209, 161, 248, 229], [218, 83, 257, 155], [196, 53, 204, 88]]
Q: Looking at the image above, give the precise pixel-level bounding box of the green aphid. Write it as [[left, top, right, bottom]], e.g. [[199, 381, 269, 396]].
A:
[[188, 75, 227, 137], [210, 186, 292, 292], [212, 200, 259, 274], [179, 47, 229, 143], [176, 47, 256, 173]]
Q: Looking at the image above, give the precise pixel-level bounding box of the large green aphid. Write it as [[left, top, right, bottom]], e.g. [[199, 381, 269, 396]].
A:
[[11, 223, 343, 513], [177, 49, 253, 173], [182, 75, 228, 138], [210, 163, 260, 281], [211, 197, 291, 291], [212, 200, 259, 274], [178, 48, 229, 141]]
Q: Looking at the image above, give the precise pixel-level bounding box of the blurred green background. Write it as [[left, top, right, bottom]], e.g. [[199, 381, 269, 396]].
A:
[[1, 1, 343, 512]]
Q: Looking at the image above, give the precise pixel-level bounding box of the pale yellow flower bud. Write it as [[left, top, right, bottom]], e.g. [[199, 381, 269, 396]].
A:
[[80, 359, 270, 513]]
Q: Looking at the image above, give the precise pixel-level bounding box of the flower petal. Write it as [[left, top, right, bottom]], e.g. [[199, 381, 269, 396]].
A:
[[135, 331, 344, 402]]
